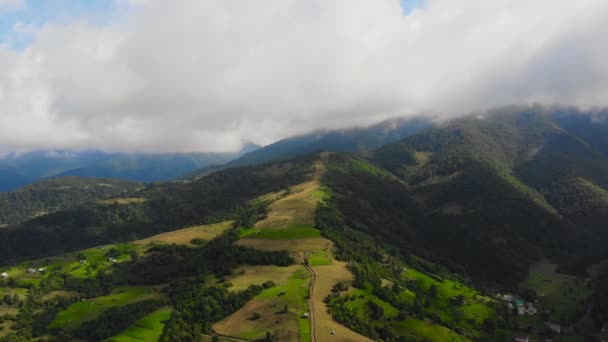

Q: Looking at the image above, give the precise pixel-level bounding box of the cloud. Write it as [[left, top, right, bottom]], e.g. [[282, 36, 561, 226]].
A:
[[1, 0, 608, 152]]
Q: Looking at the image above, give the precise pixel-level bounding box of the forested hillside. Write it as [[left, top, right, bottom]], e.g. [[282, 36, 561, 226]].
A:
[[0, 158, 314, 263], [0, 177, 141, 226]]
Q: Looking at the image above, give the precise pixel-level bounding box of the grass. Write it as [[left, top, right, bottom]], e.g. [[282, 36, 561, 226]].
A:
[[343, 287, 399, 319], [135, 221, 233, 246], [401, 268, 495, 335], [306, 250, 331, 267], [392, 318, 470, 342], [226, 265, 304, 292], [214, 267, 311, 341], [239, 225, 321, 240], [97, 197, 148, 205], [49, 286, 163, 331], [110, 307, 172, 342], [520, 262, 592, 321]]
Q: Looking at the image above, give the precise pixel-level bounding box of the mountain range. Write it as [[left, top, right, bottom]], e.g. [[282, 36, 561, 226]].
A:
[[0, 106, 607, 341]]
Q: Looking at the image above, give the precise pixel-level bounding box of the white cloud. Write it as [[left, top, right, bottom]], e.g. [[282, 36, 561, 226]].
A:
[[1, 0, 608, 152]]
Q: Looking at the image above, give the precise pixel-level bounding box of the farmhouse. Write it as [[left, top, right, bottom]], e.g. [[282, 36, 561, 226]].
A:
[[545, 322, 561, 334], [0, 272, 8, 278]]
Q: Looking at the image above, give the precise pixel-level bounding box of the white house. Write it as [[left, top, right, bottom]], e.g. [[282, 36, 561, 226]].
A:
[[0, 272, 8, 278]]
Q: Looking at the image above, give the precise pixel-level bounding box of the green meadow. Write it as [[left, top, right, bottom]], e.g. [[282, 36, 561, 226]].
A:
[[520, 262, 592, 321], [50, 286, 163, 331], [239, 225, 321, 240], [306, 250, 331, 266], [110, 307, 173, 342], [392, 318, 471, 342]]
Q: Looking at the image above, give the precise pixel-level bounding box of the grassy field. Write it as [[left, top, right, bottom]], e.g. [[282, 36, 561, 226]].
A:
[[239, 224, 321, 240], [254, 180, 328, 229], [306, 250, 331, 267], [238, 237, 331, 253], [343, 287, 400, 320], [110, 307, 172, 342], [214, 267, 311, 341], [49, 286, 163, 331], [226, 265, 303, 291], [97, 197, 148, 205], [392, 318, 471, 342], [135, 221, 233, 246], [402, 268, 495, 335], [311, 262, 371, 342], [520, 262, 592, 321]]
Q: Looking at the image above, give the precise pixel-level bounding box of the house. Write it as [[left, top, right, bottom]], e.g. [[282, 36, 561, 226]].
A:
[[302, 312, 309, 318], [0, 272, 8, 278], [545, 322, 561, 334], [38, 268, 45, 272], [27, 268, 36, 274], [80, 259, 86, 264], [525, 303, 537, 316], [514, 336, 529, 342]]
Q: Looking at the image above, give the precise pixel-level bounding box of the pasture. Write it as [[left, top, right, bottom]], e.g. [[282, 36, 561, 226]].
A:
[[49, 286, 163, 331], [392, 318, 471, 342], [311, 262, 371, 342], [97, 197, 148, 205], [110, 307, 172, 342], [239, 224, 321, 240], [135, 221, 233, 246], [214, 267, 311, 341], [306, 250, 332, 267], [402, 268, 495, 335], [520, 262, 592, 321]]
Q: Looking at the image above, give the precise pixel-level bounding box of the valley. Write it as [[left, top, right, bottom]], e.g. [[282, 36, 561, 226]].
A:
[[0, 109, 607, 341]]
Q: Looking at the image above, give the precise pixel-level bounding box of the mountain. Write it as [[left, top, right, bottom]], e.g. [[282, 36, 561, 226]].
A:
[[184, 117, 430, 179], [0, 177, 142, 227], [1, 107, 608, 341], [367, 106, 608, 280], [0, 147, 259, 192]]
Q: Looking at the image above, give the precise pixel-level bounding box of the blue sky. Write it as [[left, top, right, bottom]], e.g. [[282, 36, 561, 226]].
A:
[[401, 0, 425, 14], [0, 0, 120, 50]]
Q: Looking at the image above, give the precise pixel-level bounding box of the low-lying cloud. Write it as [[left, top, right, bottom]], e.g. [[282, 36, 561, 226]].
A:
[[1, 0, 608, 152]]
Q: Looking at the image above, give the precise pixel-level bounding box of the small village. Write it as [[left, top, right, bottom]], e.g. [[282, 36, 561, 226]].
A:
[[496, 293, 564, 342]]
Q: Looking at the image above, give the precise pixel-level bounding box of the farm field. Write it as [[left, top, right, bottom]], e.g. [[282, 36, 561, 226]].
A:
[[110, 307, 173, 342], [311, 262, 371, 342], [239, 224, 321, 240], [226, 265, 303, 291], [306, 249, 332, 267], [97, 197, 148, 205], [401, 268, 495, 335], [135, 221, 233, 246], [520, 262, 592, 321], [213, 266, 311, 341], [392, 318, 471, 342], [49, 286, 163, 331]]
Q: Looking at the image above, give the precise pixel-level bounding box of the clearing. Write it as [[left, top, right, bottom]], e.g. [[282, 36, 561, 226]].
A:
[[110, 307, 173, 342], [520, 262, 592, 321], [49, 286, 163, 331], [135, 221, 233, 246]]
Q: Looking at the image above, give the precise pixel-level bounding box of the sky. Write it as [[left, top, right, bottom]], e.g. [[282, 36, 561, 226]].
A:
[[1, 0, 608, 153]]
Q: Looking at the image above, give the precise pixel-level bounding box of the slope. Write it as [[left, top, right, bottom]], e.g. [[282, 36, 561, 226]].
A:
[[0, 176, 141, 226]]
